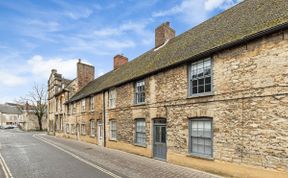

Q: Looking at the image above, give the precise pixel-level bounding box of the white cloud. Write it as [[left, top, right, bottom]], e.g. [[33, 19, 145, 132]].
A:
[[64, 8, 93, 20], [153, 0, 208, 25], [153, 0, 242, 25], [27, 55, 80, 79], [0, 70, 27, 87], [204, 0, 243, 11]]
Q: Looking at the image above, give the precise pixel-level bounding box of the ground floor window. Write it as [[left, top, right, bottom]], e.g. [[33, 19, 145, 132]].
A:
[[71, 124, 75, 134], [81, 124, 86, 135], [135, 119, 146, 145], [189, 118, 213, 157], [90, 120, 95, 137], [65, 124, 69, 134], [110, 120, 117, 140]]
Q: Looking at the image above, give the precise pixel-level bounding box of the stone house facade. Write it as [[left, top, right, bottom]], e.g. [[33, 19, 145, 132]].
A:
[[47, 0, 288, 177]]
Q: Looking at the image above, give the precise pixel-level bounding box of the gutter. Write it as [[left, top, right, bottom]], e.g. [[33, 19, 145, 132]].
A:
[[66, 22, 288, 104]]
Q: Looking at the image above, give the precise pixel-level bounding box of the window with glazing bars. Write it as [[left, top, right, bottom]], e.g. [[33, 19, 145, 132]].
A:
[[135, 119, 146, 145], [135, 80, 145, 104], [110, 120, 117, 140], [66, 124, 69, 133], [81, 124, 86, 135], [81, 99, 85, 112], [90, 96, 94, 111], [90, 120, 95, 136], [190, 118, 213, 157], [190, 58, 212, 95], [109, 89, 116, 109]]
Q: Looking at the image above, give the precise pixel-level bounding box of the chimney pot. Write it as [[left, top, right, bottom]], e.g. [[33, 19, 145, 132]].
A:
[[155, 21, 175, 48]]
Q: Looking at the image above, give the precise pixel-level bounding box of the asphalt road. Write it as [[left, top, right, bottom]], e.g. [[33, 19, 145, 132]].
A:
[[0, 129, 114, 178], [0, 129, 220, 178]]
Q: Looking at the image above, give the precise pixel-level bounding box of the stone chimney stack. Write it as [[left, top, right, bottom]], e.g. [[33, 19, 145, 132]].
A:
[[77, 59, 95, 90], [114, 54, 128, 70], [155, 22, 175, 48]]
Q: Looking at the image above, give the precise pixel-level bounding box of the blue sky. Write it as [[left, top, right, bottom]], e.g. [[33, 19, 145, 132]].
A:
[[0, 0, 242, 103]]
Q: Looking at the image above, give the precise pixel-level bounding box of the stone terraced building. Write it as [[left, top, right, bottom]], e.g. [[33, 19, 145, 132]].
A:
[[47, 0, 288, 177]]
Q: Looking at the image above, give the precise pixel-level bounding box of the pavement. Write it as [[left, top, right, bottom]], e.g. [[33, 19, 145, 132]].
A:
[[0, 129, 222, 178]]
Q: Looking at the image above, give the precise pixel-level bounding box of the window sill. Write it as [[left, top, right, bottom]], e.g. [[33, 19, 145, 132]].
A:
[[133, 103, 146, 107], [134, 143, 147, 148], [187, 92, 214, 99], [186, 153, 214, 161], [90, 135, 95, 138], [109, 139, 117, 142]]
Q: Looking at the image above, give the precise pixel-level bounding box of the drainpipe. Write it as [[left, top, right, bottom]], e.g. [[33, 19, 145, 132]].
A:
[[103, 91, 106, 147]]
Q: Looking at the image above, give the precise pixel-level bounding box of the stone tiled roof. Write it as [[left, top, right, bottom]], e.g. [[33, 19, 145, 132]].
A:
[[0, 104, 22, 114], [67, 0, 288, 103]]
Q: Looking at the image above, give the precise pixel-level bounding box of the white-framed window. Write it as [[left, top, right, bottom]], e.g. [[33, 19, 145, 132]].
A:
[[109, 89, 116, 109], [81, 99, 86, 112], [81, 123, 86, 135], [135, 80, 145, 104], [189, 118, 213, 158], [90, 120, 95, 137], [71, 124, 75, 134], [90, 96, 94, 111], [135, 119, 146, 145], [66, 124, 70, 134], [190, 58, 212, 95], [110, 120, 117, 140]]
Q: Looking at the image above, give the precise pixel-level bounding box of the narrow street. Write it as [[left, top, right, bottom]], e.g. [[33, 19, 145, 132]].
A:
[[0, 129, 221, 178]]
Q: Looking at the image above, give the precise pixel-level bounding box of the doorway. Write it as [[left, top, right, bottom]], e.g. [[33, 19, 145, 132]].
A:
[[97, 120, 103, 146], [153, 118, 167, 160]]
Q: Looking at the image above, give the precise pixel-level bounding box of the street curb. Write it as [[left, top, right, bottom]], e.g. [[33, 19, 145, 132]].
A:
[[33, 134, 122, 178]]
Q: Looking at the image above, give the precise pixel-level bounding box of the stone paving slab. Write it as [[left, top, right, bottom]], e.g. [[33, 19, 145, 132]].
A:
[[41, 134, 222, 178]]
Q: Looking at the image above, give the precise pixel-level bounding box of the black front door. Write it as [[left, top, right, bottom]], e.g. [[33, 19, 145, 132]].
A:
[[153, 119, 167, 160]]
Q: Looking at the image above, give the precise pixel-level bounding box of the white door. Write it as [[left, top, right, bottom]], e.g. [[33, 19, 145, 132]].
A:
[[97, 120, 103, 146]]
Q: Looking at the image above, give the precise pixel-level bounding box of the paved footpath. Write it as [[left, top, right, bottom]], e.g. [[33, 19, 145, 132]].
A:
[[40, 134, 221, 178], [0, 129, 222, 178]]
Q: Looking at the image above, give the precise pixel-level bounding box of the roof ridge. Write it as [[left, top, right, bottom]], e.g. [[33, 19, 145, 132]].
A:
[[67, 0, 288, 103]]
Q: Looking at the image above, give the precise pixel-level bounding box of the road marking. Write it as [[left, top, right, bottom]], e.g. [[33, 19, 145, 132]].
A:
[[0, 152, 13, 178], [33, 135, 121, 178]]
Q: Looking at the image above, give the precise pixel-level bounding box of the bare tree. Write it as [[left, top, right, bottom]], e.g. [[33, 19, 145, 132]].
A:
[[17, 84, 47, 131]]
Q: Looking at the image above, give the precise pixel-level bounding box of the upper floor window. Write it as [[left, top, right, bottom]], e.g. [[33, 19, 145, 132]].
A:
[[135, 119, 146, 146], [81, 99, 86, 112], [56, 99, 58, 112], [190, 58, 212, 96], [109, 89, 116, 109], [90, 96, 94, 111], [189, 118, 213, 158], [135, 80, 145, 104]]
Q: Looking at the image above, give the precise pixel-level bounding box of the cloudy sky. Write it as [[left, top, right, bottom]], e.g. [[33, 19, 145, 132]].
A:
[[0, 0, 242, 103]]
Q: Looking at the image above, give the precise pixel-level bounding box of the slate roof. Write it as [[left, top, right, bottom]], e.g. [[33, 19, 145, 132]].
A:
[[0, 104, 22, 115], [67, 0, 288, 103]]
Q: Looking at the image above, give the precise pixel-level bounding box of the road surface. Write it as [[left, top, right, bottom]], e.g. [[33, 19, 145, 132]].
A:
[[0, 129, 221, 178]]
